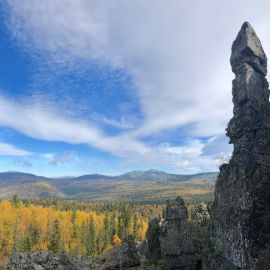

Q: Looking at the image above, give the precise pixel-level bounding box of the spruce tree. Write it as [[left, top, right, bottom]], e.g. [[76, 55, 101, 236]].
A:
[[48, 219, 61, 253], [86, 216, 96, 256]]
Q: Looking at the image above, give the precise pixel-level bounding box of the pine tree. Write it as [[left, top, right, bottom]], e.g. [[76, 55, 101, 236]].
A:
[[133, 214, 139, 240], [86, 217, 96, 256], [29, 224, 40, 247], [110, 213, 116, 243], [11, 195, 21, 208], [48, 219, 61, 253], [120, 203, 132, 237], [103, 212, 110, 249], [22, 236, 32, 252]]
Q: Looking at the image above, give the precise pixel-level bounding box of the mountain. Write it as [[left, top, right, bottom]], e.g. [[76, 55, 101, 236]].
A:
[[118, 170, 218, 183], [0, 172, 64, 199], [0, 170, 218, 202], [0, 172, 48, 185]]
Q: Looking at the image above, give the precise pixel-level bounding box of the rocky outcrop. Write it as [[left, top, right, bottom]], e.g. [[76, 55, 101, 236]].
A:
[[99, 235, 141, 269], [141, 198, 211, 269], [8, 251, 91, 270], [8, 236, 141, 270], [207, 22, 270, 270], [159, 197, 196, 270]]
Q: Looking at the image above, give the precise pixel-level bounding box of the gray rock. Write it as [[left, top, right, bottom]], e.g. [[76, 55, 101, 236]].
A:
[[191, 203, 210, 258], [159, 197, 196, 270], [144, 216, 163, 260], [191, 202, 210, 226], [8, 236, 141, 270], [33, 264, 44, 270], [208, 22, 270, 270], [120, 236, 141, 269], [231, 22, 267, 76], [100, 235, 141, 270], [8, 251, 90, 270]]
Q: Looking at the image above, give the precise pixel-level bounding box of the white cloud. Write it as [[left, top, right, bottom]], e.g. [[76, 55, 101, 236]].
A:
[[0, 95, 148, 157], [3, 0, 270, 172], [156, 139, 219, 173], [0, 142, 31, 156], [91, 113, 137, 129], [5, 0, 270, 138]]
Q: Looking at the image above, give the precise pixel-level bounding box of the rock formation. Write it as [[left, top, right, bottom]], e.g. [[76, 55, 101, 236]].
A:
[[191, 203, 210, 226], [207, 22, 270, 270], [143, 216, 163, 260], [119, 235, 141, 269], [159, 197, 196, 270], [191, 202, 210, 262], [8, 236, 141, 270], [8, 251, 91, 270]]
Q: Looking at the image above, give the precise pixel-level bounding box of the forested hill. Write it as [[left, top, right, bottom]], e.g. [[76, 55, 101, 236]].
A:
[[0, 170, 218, 202]]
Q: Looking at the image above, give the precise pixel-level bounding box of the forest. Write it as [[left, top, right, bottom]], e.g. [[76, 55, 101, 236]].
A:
[[0, 197, 163, 266]]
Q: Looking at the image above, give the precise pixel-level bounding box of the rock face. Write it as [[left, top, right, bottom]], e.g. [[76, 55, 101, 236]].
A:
[[191, 202, 210, 259], [208, 22, 270, 270], [191, 202, 210, 226], [159, 197, 196, 270]]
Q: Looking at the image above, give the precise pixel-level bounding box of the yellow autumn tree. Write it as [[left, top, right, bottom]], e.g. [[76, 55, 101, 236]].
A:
[[112, 234, 121, 247]]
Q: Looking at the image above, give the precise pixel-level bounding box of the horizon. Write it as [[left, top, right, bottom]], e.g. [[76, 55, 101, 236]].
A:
[[0, 168, 218, 178], [0, 1, 270, 177]]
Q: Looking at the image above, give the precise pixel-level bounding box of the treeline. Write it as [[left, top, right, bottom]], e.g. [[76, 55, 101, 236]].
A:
[[24, 198, 164, 219], [0, 197, 160, 259]]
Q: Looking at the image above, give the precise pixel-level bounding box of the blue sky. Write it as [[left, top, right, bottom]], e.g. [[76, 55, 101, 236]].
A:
[[0, 1, 269, 177]]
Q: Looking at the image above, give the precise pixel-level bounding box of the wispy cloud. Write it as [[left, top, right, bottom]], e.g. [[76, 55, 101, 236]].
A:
[[12, 159, 32, 167], [0, 95, 148, 157], [91, 113, 137, 129], [43, 151, 78, 166], [0, 142, 31, 156]]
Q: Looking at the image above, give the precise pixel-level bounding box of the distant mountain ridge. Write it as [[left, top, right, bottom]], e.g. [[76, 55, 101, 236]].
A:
[[0, 170, 218, 202]]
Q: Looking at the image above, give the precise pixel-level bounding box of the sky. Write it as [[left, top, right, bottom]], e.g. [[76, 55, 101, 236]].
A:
[[0, 1, 269, 177]]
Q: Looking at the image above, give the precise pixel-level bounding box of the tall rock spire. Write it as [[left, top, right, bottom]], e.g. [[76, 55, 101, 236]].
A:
[[230, 22, 267, 76], [207, 22, 270, 270]]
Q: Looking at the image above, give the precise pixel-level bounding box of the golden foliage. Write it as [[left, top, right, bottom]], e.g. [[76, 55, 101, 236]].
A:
[[0, 200, 149, 258]]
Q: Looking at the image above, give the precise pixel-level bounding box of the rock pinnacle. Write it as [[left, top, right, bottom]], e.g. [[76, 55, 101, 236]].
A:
[[207, 22, 270, 270], [230, 22, 267, 76]]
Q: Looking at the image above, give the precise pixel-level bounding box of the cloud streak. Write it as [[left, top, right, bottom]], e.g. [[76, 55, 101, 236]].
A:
[[0, 142, 31, 156], [43, 151, 78, 166], [12, 159, 32, 167], [0, 95, 148, 157]]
